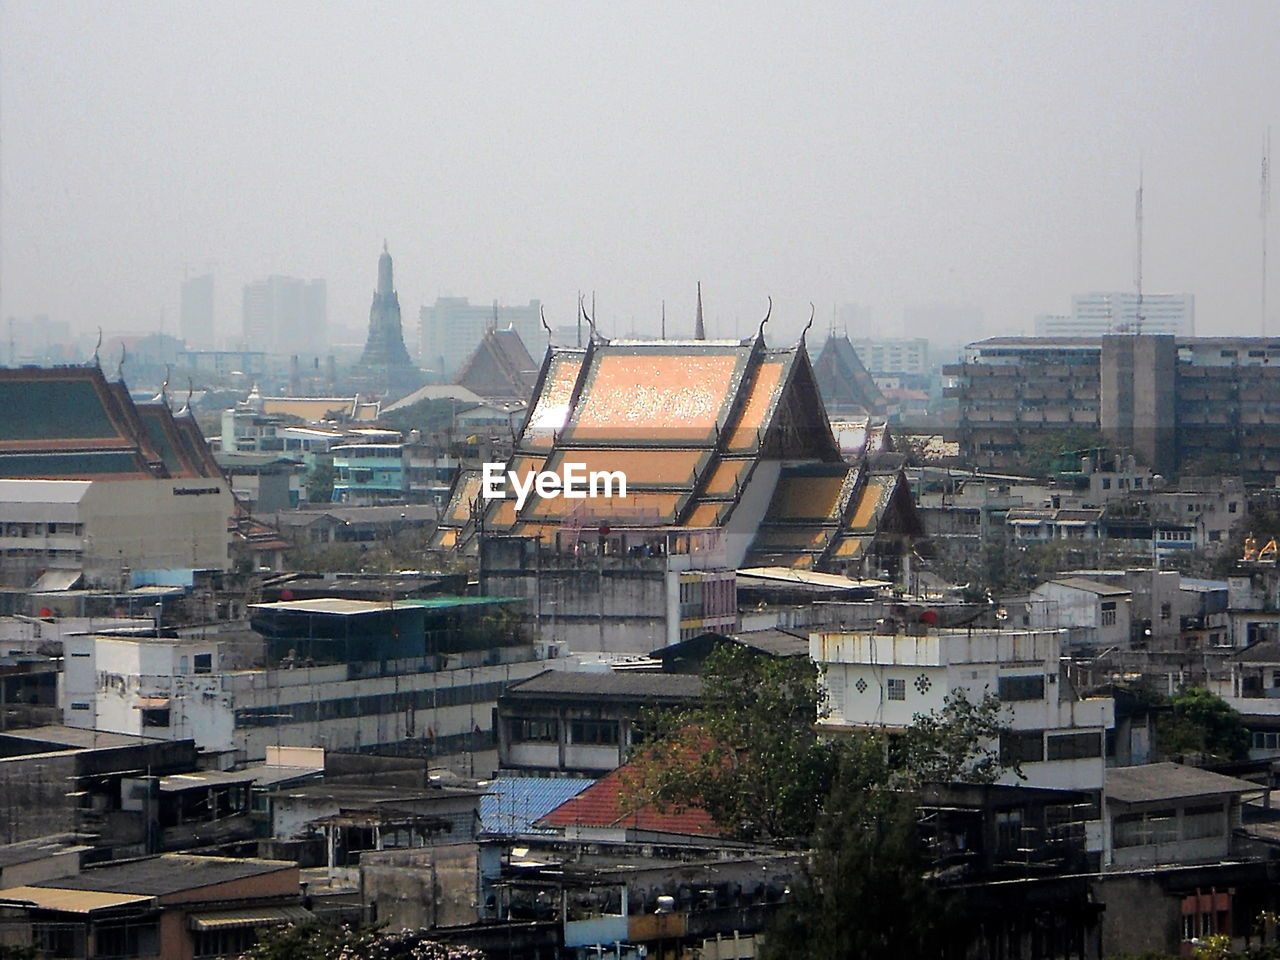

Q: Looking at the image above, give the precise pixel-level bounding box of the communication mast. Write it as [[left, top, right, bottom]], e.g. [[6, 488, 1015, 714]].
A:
[[1264, 129, 1272, 336], [1134, 165, 1144, 335]]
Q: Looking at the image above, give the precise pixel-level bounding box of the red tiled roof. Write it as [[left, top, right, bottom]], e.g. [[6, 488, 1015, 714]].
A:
[[538, 762, 720, 837]]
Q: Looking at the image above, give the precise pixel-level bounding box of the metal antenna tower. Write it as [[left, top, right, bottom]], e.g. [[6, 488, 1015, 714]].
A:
[[1134, 163, 1144, 335], [1264, 128, 1272, 336]]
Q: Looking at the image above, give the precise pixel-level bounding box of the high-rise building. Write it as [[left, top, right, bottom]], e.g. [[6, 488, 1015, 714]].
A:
[[358, 243, 413, 370], [241, 276, 327, 354], [420, 297, 543, 378], [1035, 292, 1195, 337], [944, 333, 1280, 479], [180, 274, 215, 349]]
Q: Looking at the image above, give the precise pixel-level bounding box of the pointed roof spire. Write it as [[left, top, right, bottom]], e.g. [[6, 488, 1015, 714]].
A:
[[695, 282, 706, 340]]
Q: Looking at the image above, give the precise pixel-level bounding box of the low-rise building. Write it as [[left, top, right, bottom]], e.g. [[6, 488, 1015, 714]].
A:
[[811, 624, 1115, 790], [1029, 578, 1134, 650], [1102, 763, 1260, 869], [497, 670, 703, 775], [0, 854, 308, 960]]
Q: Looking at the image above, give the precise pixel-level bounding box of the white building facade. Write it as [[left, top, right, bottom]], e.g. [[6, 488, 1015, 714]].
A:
[[61, 633, 552, 773], [0, 478, 231, 588], [811, 626, 1114, 790]]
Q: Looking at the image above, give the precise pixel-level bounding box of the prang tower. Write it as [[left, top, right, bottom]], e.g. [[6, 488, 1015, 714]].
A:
[[359, 242, 414, 369]]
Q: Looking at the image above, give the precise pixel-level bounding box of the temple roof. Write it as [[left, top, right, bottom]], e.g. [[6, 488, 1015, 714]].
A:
[[454, 326, 539, 402], [434, 330, 922, 573], [0, 366, 222, 481], [812, 333, 886, 416]]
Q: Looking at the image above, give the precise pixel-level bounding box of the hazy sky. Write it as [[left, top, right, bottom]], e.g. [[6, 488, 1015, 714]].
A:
[[3, 1, 1279, 351]]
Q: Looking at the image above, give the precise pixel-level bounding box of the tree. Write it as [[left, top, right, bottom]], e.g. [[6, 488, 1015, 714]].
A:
[[758, 691, 1013, 960], [761, 742, 948, 960], [624, 644, 839, 845], [305, 461, 336, 504], [1159, 687, 1250, 762], [239, 921, 485, 960], [626, 644, 1012, 847]]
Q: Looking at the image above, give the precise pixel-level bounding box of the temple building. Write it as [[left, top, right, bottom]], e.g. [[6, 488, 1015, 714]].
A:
[[0, 365, 232, 587], [354, 244, 421, 395], [433, 319, 923, 582], [454, 325, 539, 403], [812, 331, 887, 417]]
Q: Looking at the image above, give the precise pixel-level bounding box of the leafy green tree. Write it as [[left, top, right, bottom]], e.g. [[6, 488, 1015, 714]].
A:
[[758, 692, 1012, 960], [1159, 687, 1250, 762], [627, 644, 1012, 846], [625, 644, 839, 845], [762, 741, 946, 960], [304, 461, 336, 504], [890, 688, 1011, 787]]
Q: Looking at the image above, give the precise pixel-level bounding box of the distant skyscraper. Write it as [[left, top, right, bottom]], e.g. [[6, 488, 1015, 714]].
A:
[[241, 276, 327, 354], [359, 243, 413, 369], [1035, 292, 1195, 337], [180, 274, 215, 349], [420, 297, 543, 377]]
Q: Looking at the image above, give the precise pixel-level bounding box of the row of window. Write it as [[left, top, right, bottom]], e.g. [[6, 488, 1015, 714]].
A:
[[0, 522, 84, 537], [235, 679, 508, 727], [1113, 804, 1225, 848], [999, 730, 1103, 765], [508, 717, 624, 746]]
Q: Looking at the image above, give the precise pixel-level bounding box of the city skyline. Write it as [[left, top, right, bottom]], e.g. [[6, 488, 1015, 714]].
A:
[[2, 2, 1279, 348]]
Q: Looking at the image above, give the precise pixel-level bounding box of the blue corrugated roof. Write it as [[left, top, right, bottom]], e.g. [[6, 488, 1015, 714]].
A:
[[480, 776, 594, 836]]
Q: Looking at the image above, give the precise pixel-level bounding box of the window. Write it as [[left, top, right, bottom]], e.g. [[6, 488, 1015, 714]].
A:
[[998, 675, 1046, 702], [510, 717, 558, 743], [1230, 501, 1239, 514], [141, 708, 171, 728], [1101, 600, 1117, 627], [70, 702, 90, 711], [886, 678, 906, 701], [1102, 478, 1112, 490], [570, 719, 619, 745], [999, 730, 1044, 765], [1183, 803, 1227, 840], [193, 653, 212, 674], [1046, 731, 1102, 760], [1160, 603, 1172, 621], [1113, 808, 1177, 847]]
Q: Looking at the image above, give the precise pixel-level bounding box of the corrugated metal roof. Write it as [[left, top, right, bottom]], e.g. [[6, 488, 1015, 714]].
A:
[[249, 596, 523, 616], [189, 904, 312, 930], [503, 670, 703, 700], [480, 777, 594, 835], [0, 885, 154, 914], [30, 570, 83, 591], [1105, 762, 1261, 805]]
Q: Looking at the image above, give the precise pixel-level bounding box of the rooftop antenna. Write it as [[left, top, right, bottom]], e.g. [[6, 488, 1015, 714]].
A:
[[800, 302, 815, 345], [489, 300, 498, 334], [576, 290, 582, 347], [92, 327, 102, 368], [1134, 161, 1144, 335], [1264, 128, 1272, 336], [116, 344, 127, 381], [661, 299, 666, 339]]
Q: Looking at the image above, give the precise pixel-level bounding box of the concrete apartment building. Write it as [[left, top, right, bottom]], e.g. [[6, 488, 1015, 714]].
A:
[[419, 297, 543, 378], [945, 333, 1280, 479], [811, 623, 1115, 791], [241, 275, 327, 354], [1036, 292, 1195, 338]]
